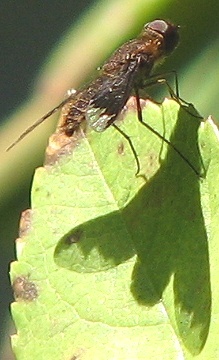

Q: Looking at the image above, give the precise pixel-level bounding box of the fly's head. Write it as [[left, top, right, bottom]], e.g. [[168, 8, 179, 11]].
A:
[[139, 19, 180, 64]]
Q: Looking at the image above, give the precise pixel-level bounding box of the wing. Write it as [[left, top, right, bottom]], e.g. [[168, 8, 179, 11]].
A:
[[86, 59, 140, 132]]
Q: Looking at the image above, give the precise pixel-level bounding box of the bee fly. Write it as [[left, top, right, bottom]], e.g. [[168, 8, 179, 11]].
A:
[[7, 19, 199, 176]]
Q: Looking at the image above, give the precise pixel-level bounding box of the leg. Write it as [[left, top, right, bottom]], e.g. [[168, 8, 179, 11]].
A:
[[134, 88, 200, 177], [143, 72, 202, 119]]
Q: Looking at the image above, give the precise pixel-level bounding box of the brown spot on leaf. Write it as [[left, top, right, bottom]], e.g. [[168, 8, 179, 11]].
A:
[[12, 276, 38, 301], [125, 96, 148, 113], [117, 142, 125, 155], [65, 229, 84, 244], [69, 348, 84, 359], [44, 127, 85, 166], [19, 209, 33, 238]]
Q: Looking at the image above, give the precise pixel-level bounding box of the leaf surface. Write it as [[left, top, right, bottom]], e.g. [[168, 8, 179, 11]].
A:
[[10, 99, 218, 359]]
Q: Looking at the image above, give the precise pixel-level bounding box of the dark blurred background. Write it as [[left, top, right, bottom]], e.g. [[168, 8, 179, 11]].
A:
[[0, 1, 96, 122], [1, 0, 219, 358]]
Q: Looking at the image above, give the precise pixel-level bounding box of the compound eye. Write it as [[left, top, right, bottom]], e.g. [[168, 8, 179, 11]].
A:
[[147, 19, 169, 35], [147, 19, 180, 53]]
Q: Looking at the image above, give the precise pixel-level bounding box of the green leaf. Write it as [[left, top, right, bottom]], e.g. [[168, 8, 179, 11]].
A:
[[10, 99, 218, 359]]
